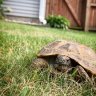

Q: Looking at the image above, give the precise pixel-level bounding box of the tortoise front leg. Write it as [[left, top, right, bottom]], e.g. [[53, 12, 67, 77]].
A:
[[76, 66, 91, 82], [32, 58, 48, 69]]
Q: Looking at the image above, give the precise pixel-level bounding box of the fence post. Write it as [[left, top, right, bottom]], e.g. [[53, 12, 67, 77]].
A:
[[84, 0, 91, 31]]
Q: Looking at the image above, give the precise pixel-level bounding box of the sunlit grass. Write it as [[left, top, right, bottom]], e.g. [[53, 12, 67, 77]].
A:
[[0, 21, 96, 96]]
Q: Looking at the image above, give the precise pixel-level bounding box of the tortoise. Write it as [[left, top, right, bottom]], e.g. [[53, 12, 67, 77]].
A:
[[32, 40, 96, 80]]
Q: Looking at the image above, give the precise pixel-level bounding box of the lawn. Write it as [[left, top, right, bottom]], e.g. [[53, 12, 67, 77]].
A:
[[0, 21, 96, 96]]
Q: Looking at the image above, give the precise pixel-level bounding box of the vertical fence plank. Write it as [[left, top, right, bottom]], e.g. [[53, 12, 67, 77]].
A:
[[85, 0, 91, 31]]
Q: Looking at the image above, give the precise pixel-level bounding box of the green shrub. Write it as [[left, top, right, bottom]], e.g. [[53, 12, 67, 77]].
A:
[[46, 15, 70, 29], [0, 0, 3, 19], [0, 0, 11, 19]]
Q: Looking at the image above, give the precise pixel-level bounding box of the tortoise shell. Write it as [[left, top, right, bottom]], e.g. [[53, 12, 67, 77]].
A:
[[37, 40, 96, 75]]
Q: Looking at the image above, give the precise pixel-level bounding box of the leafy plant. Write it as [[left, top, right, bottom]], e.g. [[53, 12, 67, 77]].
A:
[[0, 0, 11, 19], [0, 0, 3, 19], [46, 15, 70, 29], [0, 0, 3, 4]]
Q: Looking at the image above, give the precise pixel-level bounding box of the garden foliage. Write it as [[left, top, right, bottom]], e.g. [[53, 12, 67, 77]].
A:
[[0, 0, 11, 19], [46, 15, 70, 29], [0, 0, 3, 19]]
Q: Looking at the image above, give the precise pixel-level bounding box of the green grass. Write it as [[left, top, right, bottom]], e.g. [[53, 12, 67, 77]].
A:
[[0, 21, 96, 96]]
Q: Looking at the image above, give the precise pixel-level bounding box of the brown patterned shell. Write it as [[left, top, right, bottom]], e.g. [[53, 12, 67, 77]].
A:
[[37, 40, 96, 75]]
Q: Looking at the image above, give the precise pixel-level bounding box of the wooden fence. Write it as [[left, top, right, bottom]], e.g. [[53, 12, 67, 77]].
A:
[[46, 0, 96, 31]]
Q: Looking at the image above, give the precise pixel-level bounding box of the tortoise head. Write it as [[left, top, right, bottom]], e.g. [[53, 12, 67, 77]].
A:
[[53, 55, 72, 72], [56, 55, 71, 66]]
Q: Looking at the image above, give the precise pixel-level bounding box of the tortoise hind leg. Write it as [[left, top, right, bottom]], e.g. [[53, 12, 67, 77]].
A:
[[32, 58, 48, 69]]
